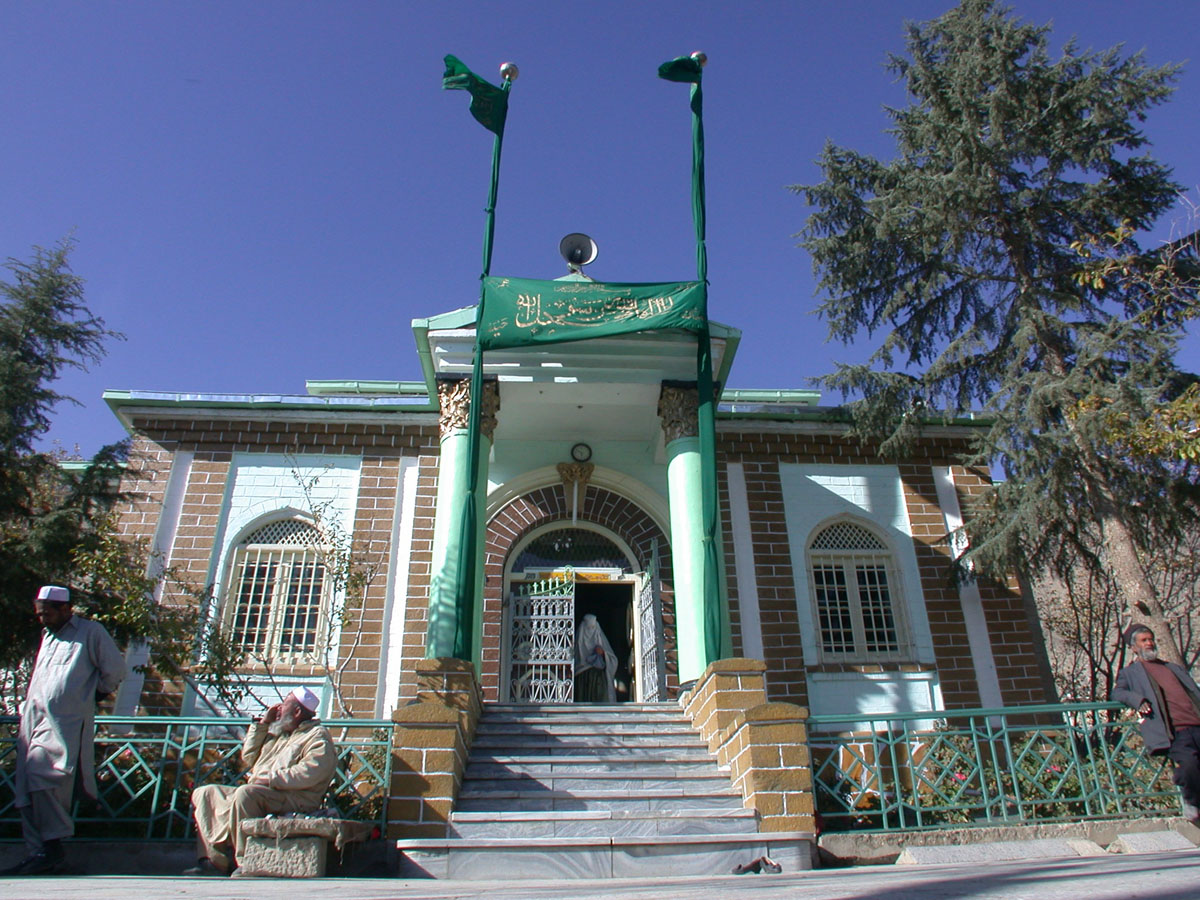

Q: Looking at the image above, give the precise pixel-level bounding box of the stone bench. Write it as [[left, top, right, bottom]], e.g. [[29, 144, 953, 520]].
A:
[[235, 816, 375, 878]]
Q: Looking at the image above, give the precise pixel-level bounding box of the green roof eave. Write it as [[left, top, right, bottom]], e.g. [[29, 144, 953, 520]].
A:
[[716, 404, 992, 428], [103, 389, 434, 435], [305, 380, 431, 399]]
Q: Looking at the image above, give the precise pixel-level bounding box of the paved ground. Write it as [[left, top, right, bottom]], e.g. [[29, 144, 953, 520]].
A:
[[3, 851, 1200, 900]]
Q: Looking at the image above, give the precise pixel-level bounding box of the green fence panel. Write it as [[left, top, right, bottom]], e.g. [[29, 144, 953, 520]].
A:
[[808, 703, 1176, 832], [0, 716, 394, 841]]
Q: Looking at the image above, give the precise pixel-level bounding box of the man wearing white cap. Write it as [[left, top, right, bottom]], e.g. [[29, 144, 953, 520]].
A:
[[187, 686, 336, 875], [5, 585, 125, 876]]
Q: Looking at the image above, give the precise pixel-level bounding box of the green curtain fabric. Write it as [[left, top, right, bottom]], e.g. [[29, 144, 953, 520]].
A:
[[430, 55, 511, 662], [659, 55, 725, 666], [479, 277, 706, 349]]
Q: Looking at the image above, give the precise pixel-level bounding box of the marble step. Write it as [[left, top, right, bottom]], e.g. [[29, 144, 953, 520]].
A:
[[461, 773, 733, 794], [448, 807, 760, 839], [464, 759, 726, 779], [467, 750, 718, 767], [396, 831, 815, 879], [456, 796, 744, 816], [471, 733, 708, 750], [476, 721, 695, 736], [485, 703, 680, 713]]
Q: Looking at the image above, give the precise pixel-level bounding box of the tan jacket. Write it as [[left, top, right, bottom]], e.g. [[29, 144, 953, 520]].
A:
[[241, 719, 337, 810]]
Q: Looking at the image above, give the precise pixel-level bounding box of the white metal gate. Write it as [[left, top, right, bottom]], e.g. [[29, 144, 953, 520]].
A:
[[636, 541, 667, 701], [507, 573, 575, 703]]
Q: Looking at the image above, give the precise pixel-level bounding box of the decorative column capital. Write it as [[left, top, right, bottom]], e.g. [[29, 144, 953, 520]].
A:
[[437, 378, 500, 440], [556, 462, 594, 488], [658, 382, 699, 444], [557, 462, 594, 521]]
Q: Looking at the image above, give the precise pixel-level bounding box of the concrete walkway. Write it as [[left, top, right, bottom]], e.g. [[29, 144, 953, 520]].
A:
[[3, 851, 1200, 900]]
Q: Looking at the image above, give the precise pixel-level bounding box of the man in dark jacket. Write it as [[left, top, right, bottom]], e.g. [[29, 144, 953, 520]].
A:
[[1112, 624, 1200, 822]]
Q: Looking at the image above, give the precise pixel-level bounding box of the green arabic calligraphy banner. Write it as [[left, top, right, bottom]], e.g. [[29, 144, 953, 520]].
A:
[[478, 277, 706, 350]]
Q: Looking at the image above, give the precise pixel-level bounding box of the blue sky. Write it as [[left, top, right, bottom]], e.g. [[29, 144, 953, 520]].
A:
[[4, 1, 1199, 456]]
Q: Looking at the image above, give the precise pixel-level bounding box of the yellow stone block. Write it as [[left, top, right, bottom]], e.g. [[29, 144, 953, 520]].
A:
[[421, 773, 457, 797], [744, 766, 809, 793], [389, 772, 429, 796], [386, 798, 422, 821], [392, 748, 423, 773], [392, 701, 460, 726], [747, 791, 784, 817], [746, 744, 782, 768], [424, 749, 462, 773], [421, 798, 454, 820], [780, 744, 811, 768], [759, 814, 815, 833], [397, 725, 459, 751], [746, 722, 805, 745], [784, 792, 816, 815]]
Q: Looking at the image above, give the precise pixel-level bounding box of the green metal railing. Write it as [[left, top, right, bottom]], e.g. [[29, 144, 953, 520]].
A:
[[809, 702, 1177, 832], [0, 716, 393, 841]]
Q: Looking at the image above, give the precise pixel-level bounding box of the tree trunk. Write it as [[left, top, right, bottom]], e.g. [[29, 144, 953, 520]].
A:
[[1095, 499, 1184, 664]]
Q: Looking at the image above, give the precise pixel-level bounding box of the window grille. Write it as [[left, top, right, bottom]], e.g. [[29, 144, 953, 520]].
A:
[[223, 519, 329, 664], [512, 528, 631, 573], [808, 521, 906, 660]]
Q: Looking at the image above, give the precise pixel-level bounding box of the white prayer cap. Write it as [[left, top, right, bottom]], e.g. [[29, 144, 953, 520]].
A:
[[290, 687, 320, 712], [36, 585, 70, 604]]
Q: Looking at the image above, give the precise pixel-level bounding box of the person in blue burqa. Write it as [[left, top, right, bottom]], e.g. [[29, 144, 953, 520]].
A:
[[574, 613, 618, 703], [5, 585, 126, 876]]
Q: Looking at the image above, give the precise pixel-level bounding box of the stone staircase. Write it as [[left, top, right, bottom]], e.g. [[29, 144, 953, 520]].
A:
[[394, 702, 811, 879]]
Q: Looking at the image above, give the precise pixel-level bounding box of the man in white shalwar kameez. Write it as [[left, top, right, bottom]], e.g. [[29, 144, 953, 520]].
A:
[[185, 687, 337, 876], [5, 585, 125, 876]]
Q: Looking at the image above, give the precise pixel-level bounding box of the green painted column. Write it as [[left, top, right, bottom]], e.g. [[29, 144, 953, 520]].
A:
[[426, 378, 498, 669], [660, 383, 730, 685], [666, 434, 707, 684]]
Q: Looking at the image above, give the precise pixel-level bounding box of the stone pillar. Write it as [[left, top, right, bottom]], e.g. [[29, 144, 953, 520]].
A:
[[659, 382, 710, 685], [682, 658, 816, 835], [388, 658, 484, 839], [427, 377, 499, 664]]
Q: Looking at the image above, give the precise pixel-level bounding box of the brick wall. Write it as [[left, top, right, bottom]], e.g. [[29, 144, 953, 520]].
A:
[[112, 414, 438, 716], [717, 426, 1050, 710]]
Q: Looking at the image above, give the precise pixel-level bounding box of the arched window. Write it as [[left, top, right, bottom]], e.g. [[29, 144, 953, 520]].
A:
[[222, 518, 329, 663], [807, 520, 907, 661]]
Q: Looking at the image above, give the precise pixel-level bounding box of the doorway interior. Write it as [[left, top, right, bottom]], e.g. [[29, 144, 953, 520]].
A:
[[575, 581, 634, 703]]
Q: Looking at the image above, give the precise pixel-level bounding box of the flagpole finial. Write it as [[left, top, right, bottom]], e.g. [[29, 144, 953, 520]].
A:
[[690, 51, 707, 67], [500, 62, 519, 82]]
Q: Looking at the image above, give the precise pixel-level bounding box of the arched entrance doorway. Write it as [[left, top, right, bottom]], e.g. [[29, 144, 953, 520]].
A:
[[500, 524, 667, 704]]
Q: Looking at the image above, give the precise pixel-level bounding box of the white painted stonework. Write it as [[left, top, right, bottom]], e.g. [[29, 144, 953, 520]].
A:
[[778, 464, 940, 719], [779, 464, 936, 666], [805, 669, 944, 732]]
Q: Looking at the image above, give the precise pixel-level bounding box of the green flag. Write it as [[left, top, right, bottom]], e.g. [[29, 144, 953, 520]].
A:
[[443, 54, 509, 135], [479, 278, 706, 350], [657, 55, 703, 84]]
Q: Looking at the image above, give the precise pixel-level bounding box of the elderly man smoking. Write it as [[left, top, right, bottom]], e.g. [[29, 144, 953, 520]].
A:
[[187, 687, 336, 876], [5, 585, 126, 876]]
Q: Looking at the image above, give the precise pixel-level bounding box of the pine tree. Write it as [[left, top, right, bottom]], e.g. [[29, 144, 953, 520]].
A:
[[794, 0, 1199, 660], [0, 239, 128, 674]]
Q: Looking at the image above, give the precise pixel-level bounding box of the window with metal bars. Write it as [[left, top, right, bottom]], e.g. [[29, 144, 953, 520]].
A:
[[222, 518, 329, 663], [807, 520, 908, 661]]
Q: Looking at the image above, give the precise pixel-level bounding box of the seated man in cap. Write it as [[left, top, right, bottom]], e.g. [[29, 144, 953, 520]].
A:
[[5, 585, 125, 876], [187, 687, 337, 875], [1113, 624, 1200, 824]]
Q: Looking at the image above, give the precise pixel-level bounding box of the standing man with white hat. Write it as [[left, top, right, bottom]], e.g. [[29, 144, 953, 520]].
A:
[[4, 585, 125, 876], [187, 686, 336, 876]]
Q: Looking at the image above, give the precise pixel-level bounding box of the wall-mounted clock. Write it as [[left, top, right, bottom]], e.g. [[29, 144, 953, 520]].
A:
[[570, 442, 592, 463]]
